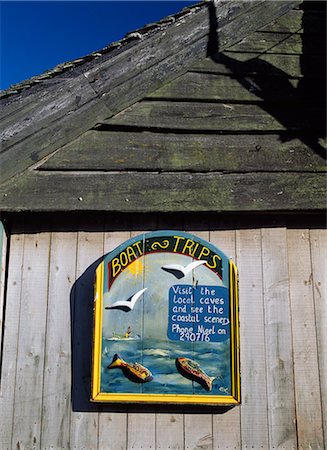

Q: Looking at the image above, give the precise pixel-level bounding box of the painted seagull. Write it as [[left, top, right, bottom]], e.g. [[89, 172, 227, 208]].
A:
[[161, 260, 207, 279], [105, 288, 147, 312]]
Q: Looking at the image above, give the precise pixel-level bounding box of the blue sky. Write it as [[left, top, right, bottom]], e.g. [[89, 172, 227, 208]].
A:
[[0, 1, 197, 90]]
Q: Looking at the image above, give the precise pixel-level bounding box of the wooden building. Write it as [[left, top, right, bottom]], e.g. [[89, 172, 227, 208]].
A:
[[0, 1, 326, 449]]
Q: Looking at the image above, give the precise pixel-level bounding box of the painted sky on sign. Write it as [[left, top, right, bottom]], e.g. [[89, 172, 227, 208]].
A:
[[103, 252, 225, 338], [0, 1, 198, 90]]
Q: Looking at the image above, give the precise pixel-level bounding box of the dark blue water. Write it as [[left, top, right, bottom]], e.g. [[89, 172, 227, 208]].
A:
[[100, 337, 231, 396]]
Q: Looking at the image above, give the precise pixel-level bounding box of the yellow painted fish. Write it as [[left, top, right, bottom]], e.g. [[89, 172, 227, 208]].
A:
[[176, 357, 215, 391], [108, 354, 153, 383]]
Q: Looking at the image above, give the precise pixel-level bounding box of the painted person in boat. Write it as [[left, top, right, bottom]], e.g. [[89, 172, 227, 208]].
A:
[[108, 354, 153, 383], [176, 357, 215, 391]]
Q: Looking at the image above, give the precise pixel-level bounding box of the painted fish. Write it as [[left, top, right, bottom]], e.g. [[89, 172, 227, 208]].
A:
[[108, 354, 153, 383], [176, 357, 215, 391]]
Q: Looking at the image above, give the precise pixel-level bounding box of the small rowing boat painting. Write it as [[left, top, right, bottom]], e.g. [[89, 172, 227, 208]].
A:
[[92, 230, 240, 405]]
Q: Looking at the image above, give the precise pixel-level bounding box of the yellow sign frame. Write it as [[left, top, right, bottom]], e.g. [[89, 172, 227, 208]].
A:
[[91, 253, 240, 405]]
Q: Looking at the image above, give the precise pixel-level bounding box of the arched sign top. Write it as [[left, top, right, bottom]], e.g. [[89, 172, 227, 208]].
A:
[[104, 230, 230, 289], [92, 230, 240, 405]]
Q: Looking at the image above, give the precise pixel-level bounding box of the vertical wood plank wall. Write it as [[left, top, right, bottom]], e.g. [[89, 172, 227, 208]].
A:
[[0, 225, 326, 450]]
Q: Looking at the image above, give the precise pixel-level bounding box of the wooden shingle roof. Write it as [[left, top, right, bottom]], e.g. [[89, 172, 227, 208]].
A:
[[1, 0, 326, 214]]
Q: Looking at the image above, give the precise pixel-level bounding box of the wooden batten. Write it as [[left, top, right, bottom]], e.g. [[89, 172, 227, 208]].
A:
[[190, 52, 324, 78], [102, 101, 323, 131], [39, 131, 326, 173], [0, 171, 325, 213]]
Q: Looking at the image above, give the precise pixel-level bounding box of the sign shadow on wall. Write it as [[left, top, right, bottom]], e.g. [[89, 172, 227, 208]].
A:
[[70, 253, 236, 414]]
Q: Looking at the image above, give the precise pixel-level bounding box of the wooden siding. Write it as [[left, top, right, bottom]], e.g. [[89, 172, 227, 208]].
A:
[[1, 3, 323, 214], [1, 171, 325, 213], [1, 3, 325, 214], [0, 223, 325, 449], [37, 131, 326, 173]]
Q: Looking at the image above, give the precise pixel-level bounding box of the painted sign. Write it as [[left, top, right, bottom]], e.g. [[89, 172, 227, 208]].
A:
[[92, 231, 240, 405]]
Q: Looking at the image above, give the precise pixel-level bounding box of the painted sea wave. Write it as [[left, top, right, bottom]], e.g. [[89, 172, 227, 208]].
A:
[[100, 337, 231, 395]]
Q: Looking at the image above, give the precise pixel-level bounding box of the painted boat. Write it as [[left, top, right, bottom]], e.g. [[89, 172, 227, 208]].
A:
[[106, 326, 140, 341], [105, 335, 140, 341], [106, 332, 140, 341], [108, 354, 153, 383], [176, 357, 215, 391]]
